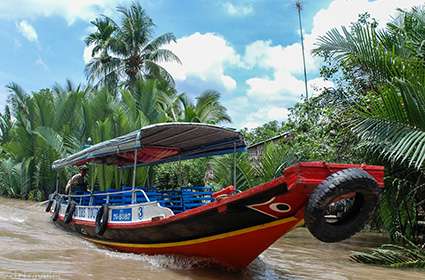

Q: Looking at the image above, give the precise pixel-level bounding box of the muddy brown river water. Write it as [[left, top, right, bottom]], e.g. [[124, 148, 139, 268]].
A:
[[0, 197, 423, 280]]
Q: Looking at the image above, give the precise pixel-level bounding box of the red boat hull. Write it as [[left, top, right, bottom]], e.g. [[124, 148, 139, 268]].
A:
[[83, 216, 303, 268]]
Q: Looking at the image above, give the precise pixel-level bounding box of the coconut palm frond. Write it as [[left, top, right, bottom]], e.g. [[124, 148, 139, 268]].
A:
[[143, 60, 176, 87], [143, 33, 177, 54], [351, 117, 425, 170], [315, 8, 425, 172], [85, 1, 179, 86], [33, 126, 64, 156], [209, 154, 256, 191], [253, 143, 295, 182], [351, 242, 425, 269]]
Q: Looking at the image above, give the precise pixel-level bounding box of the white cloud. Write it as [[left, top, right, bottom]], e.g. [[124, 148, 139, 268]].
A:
[[35, 57, 48, 71], [16, 20, 38, 42], [246, 74, 332, 102], [310, 0, 425, 39], [242, 106, 289, 129], [83, 44, 95, 64], [223, 2, 253, 16], [234, 0, 424, 129], [246, 72, 303, 102], [0, 89, 8, 112], [244, 39, 317, 74], [0, 0, 124, 24], [162, 32, 241, 92], [230, 76, 333, 129]]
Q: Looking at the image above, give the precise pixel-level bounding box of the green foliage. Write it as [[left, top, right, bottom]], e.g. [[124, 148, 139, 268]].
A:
[[241, 121, 284, 145], [314, 7, 425, 246], [312, 8, 425, 264], [153, 159, 208, 189], [211, 85, 361, 193], [0, 78, 230, 199], [314, 8, 425, 172], [177, 90, 231, 124], [252, 144, 295, 182], [241, 90, 361, 166], [85, 1, 180, 87], [284, 93, 361, 163], [0, 1, 231, 200], [0, 106, 13, 144], [378, 176, 421, 243], [210, 142, 296, 191], [351, 239, 425, 269], [209, 153, 256, 191], [28, 189, 44, 202], [0, 159, 31, 198]]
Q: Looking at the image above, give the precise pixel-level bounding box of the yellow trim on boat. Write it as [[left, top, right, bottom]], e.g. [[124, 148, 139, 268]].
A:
[[84, 216, 298, 249], [294, 219, 305, 228]]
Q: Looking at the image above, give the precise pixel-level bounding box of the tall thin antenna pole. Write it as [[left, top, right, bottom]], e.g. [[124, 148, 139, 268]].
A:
[[296, 0, 309, 100]]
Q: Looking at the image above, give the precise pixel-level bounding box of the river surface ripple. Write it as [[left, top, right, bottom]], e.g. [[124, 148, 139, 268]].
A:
[[0, 197, 423, 280]]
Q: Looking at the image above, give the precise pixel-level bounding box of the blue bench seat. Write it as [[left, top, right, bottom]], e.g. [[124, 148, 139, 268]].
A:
[[69, 185, 215, 213]]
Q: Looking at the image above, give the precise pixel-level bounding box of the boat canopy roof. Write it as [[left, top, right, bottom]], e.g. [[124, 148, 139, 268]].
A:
[[52, 122, 246, 169]]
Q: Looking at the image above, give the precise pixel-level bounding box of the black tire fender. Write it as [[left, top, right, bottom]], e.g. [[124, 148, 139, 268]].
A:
[[95, 205, 109, 236], [304, 168, 381, 243], [64, 201, 76, 224], [52, 198, 62, 222], [45, 196, 54, 213]]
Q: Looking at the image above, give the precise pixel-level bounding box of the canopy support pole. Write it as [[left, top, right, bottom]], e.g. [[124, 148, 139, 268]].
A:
[[131, 131, 149, 204], [55, 173, 59, 193], [177, 155, 182, 188], [131, 148, 137, 204], [89, 165, 94, 206], [119, 167, 122, 188], [233, 142, 237, 189], [131, 132, 140, 204], [89, 165, 94, 193]]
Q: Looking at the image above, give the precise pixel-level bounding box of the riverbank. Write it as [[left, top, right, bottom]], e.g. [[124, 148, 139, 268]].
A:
[[0, 197, 423, 279]]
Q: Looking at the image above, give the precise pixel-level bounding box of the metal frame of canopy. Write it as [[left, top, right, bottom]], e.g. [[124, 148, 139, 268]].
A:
[[52, 122, 246, 169], [53, 123, 246, 201]]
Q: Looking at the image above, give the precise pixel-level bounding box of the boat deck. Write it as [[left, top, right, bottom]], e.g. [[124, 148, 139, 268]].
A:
[[69, 186, 215, 213]]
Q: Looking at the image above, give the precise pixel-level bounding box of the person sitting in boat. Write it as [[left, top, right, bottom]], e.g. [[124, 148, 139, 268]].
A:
[[65, 165, 88, 194]]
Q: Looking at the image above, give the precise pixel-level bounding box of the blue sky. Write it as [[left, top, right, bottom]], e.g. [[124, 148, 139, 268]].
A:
[[0, 0, 422, 128]]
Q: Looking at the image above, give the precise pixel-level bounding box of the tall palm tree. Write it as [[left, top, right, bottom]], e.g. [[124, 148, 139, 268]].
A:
[[84, 18, 120, 87], [84, 2, 180, 86]]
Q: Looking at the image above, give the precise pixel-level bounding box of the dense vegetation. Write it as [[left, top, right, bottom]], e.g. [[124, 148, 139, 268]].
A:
[[0, 1, 424, 268], [312, 7, 425, 266], [0, 3, 230, 200], [211, 6, 425, 267], [0, 79, 232, 200]]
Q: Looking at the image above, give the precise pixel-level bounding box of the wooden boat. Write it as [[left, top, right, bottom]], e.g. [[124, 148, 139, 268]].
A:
[[46, 123, 384, 268]]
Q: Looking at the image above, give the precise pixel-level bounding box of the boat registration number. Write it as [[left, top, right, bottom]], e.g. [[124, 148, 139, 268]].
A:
[[111, 208, 132, 222]]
